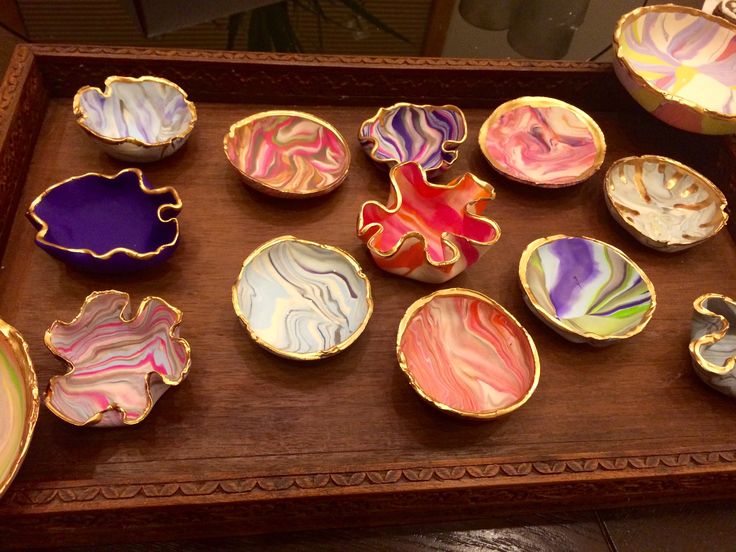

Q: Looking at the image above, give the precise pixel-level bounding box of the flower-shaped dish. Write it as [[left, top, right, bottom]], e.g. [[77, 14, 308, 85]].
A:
[[0, 319, 38, 499], [357, 162, 500, 283], [44, 290, 191, 427], [73, 75, 197, 162], [27, 168, 182, 273], [613, 5, 736, 135], [359, 103, 467, 176], [232, 236, 373, 360], [397, 288, 540, 419], [690, 293, 736, 398], [604, 155, 728, 252], [224, 110, 351, 198], [478, 96, 606, 188], [519, 235, 656, 345]]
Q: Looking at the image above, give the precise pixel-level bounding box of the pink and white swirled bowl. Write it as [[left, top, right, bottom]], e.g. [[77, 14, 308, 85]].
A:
[[397, 288, 540, 419], [613, 5, 736, 135]]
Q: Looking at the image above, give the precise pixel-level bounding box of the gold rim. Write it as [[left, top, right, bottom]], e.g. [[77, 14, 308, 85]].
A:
[[0, 319, 39, 497], [613, 4, 736, 123], [223, 110, 351, 198], [689, 293, 736, 376], [358, 102, 468, 173], [357, 162, 501, 267], [478, 96, 606, 188], [231, 235, 373, 361], [73, 75, 197, 148], [604, 155, 729, 248], [27, 168, 182, 261], [43, 290, 191, 427], [518, 235, 657, 342], [396, 288, 540, 420]]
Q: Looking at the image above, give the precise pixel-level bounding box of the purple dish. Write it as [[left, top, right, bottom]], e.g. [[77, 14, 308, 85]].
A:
[[27, 168, 182, 273]]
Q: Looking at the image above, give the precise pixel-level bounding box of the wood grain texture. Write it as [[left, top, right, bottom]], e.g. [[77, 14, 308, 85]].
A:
[[0, 45, 735, 547]]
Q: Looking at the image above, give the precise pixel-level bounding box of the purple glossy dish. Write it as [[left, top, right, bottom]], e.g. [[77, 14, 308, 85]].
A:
[[27, 168, 182, 273]]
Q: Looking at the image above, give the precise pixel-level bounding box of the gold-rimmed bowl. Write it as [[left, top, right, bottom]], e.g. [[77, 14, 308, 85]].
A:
[[690, 293, 736, 398], [232, 236, 373, 360], [397, 288, 540, 420], [613, 5, 736, 135], [73, 75, 197, 162], [224, 110, 351, 198], [0, 319, 38, 499], [478, 96, 606, 188], [519, 235, 656, 345], [604, 155, 728, 252]]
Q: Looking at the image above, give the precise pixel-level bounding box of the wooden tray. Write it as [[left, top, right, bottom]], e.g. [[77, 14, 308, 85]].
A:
[[1, 44, 735, 548]]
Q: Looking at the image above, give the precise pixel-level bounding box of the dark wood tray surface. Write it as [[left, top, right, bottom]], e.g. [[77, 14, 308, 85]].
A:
[[0, 45, 735, 547]]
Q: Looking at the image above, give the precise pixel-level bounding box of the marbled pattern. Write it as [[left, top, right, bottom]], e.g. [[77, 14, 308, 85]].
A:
[[605, 156, 728, 251], [45, 291, 190, 427], [224, 112, 350, 197], [0, 320, 37, 498], [233, 237, 372, 359], [690, 294, 736, 398], [359, 104, 466, 175], [480, 98, 604, 187], [521, 236, 655, 343], [358, 162, 500, 283], [398, 291, 538, 417]]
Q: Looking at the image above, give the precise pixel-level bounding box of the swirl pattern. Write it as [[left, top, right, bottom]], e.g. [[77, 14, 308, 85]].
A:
[[359, 103, 466, 175], [45, 291, 191, 427], [480, 97, 605, 187], [520, 236, 656, 343], [224, 111, 350, 197], [233, 237, 372, 359], [397, 290, 538, 418], [690, 294, 736, 398]]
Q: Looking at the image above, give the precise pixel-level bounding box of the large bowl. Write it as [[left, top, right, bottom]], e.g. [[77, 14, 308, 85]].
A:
[[613, 5, 736, 135]]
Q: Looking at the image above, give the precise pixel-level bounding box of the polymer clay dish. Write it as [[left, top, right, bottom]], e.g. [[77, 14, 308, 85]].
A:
[[73, 75, 197, 162], [359, 103, 467, 176], [44, 290, 191, 427], [613, 5, 736, 135], [397, 288, 539, 419], [0, 319, 39, 499], [478, 96, 606, 188], [27, 168, 181, 273], [690, 293, 736, 399], [519, 235, 656, 345], [224, 110, 351, 198], [357, 162, 500, 284], [604, 155, 728, 252], [232, 236, 373, 360]]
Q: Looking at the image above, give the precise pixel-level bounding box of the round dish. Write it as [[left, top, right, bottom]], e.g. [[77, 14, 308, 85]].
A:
[[604, 155, 728, 252], [519, 235, 656, 345], [397, 288, 539, 419], [478, 97, 606, 188], [690, 293, 736, 398], [73, 75, 197, 162], [223, 110, 351, 198], [613, 5, 736, 135], [232, 236, 373, 360]]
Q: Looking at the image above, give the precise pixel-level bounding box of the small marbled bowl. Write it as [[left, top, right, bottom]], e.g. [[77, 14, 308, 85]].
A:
[[604, 155, 728, 252], [519, 235, 656, 345], [690, 293, 736, 399], [44, 290, 191, 427], [359, 103, 467, 176], [0, 319, 38, 499], [357, 162, 500, 284], [479, 96, 606, 188], [27, 168, 182, 273], [232, 236, 373, 360], [397, 288, 540, 420], [73, 75, 197, 162], [224, 110, 351, 198]]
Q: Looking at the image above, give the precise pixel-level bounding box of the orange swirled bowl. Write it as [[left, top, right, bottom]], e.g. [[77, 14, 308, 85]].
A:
[[397, 288, 540, 419], [224, 110, 351, 198]]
